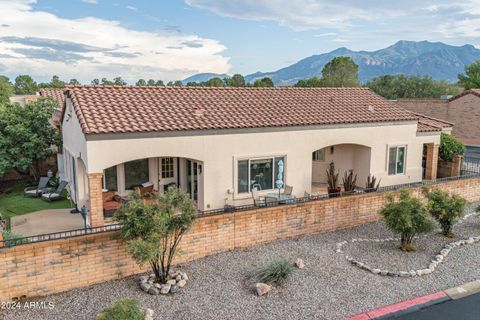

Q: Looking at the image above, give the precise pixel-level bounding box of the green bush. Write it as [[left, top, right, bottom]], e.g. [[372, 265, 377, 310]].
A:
[[96, 299, 144, 320], [254, 256, 294, 286], [380, 190, 434, 251], [424, 188, 466, 237], [439, 133, 465, 161]]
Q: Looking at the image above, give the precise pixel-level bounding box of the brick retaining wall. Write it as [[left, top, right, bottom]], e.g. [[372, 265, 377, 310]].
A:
[[1, 177, 479, 300]]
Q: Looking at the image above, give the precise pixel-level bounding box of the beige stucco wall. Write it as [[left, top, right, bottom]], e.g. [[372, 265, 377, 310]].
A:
[[68, 124, 439, 211]]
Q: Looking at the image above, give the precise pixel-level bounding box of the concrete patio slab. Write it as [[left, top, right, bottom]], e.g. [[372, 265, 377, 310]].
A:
[[11, 209, 85, 236]]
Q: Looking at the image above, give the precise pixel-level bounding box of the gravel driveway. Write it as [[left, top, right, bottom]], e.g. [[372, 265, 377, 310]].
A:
[[4, 204, 480, 320]]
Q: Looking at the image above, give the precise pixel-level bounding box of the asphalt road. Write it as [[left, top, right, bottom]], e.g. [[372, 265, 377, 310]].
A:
[[389, 293, 480, 320]]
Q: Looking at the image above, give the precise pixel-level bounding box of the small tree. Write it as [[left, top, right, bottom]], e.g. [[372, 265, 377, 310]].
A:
[[439, 133, 465, 161], [0, 97, 60, 180], [458, 60, 480, 90], [424, 188, 466, 237], [115, 188, 196, 284], [380, 190, 433, 251]]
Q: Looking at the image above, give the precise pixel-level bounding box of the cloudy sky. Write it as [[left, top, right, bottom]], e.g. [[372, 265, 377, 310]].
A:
[[0, 0, 479, 83]]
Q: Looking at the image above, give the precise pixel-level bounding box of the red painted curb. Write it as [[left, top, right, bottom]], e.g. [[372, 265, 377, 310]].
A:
[[346, 291, 448, 319]]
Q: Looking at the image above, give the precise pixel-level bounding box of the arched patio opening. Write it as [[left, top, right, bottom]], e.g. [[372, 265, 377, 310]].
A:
[[311, 144, 371, 194]]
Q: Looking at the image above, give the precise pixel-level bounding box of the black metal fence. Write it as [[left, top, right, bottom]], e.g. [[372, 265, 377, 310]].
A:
[[1, 172, 479, 249], [0, 223, 122, 248], [462, 157, 480, 176]]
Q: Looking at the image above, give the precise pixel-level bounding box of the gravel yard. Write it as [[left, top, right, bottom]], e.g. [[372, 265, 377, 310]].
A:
[[4, 203, 480, 320]]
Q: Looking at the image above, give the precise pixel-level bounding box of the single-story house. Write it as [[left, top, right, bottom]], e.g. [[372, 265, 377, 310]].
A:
[[396, 89, 480, 159], [60, 86, 450, 227]]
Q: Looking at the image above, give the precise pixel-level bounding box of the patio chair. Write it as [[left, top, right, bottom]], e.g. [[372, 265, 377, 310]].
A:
[[251, 187, 266, 207], [283, 185, 293, 196], [41, 180, 68, 202], [24, 177, 51, 197]]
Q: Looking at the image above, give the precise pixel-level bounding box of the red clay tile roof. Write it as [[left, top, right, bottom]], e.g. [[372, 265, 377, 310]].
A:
[[65, 86, 420, 135], [449, 89, 480, 102], [39, 88, 65, 108], [407, 111, 453, 133]]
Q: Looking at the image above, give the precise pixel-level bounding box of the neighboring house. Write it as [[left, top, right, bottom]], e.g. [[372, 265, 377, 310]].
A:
[[60, 86, 449, 227], [396, 90, 480, 159], [9, 94, 39, 106]]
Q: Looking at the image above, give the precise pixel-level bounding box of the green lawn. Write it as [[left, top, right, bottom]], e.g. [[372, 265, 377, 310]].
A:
[[0, 182, 73, 223]]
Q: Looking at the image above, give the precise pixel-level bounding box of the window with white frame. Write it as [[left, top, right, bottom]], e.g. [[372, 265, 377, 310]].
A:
[[388, 146, 406, 175], [312, 149, 325, 161], [237, 156, 285, 193], [161, 157, 174, 178], [103, 166, 117, 191]]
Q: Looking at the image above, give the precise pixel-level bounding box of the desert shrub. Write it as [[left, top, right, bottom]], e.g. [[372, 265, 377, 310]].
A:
[[380, 189, 433, 251], [439, 133, 465, 161], [96, 299, 144, 320], [254, 256, 294, 286], [424, 188, 466, 237], [115, 188, 196, 284]]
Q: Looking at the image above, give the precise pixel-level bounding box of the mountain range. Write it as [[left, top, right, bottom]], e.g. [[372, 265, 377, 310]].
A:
[[183, 41, 480, 85]]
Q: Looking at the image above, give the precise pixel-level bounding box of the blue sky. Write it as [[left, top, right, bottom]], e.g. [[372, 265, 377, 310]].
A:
[[0, 0, 479, 83]]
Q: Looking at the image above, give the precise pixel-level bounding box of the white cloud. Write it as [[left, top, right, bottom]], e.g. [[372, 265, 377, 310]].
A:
[[0, 0, 230, 82], [185, 0, 480, 37], [314, 33, 337, 37], [81, 0, 97, 4], [126, 5, 137, 11]]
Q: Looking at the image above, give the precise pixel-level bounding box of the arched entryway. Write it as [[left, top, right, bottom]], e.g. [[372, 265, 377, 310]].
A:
[[311, 144, 371, 194]]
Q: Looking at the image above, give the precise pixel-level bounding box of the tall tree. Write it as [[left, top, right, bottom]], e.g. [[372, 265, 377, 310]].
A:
[[14, 75, 38, 94], [136, 79, 147, 86], [147, 79, 156, 86], [39, 75, 66, 89], [0, 98, 60, 179], [458, 60, 480, 90], [91, 78, 100, 85], [69, 79, 81, 85], [155, 80, 164, 86], [225, 74, 245, 87], [113, 77, 127, 86], [0, 76, 14, 104], [321, 56, 359, 87], [367, 74, 460, 99], [253, 77, 274, 87], [206, 77, 224, 87], [294, 76, 324, 87], [173, 80, 183, 87]]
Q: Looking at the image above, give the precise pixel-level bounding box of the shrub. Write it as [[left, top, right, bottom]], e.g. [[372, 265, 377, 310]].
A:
[[365, 175, 381, 192], [254, 256, 294, 286], [115, 188, 196, 284], [380, 190, 433, 251], [96, 299, 144, 320], [326, 162, 340, 191], [424, 188, 466, 237], [342, 170, 357, 192], [439, 133, 465, 161]]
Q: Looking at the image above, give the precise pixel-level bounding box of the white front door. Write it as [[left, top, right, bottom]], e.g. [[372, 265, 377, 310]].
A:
[[158, 157, 177, 192]]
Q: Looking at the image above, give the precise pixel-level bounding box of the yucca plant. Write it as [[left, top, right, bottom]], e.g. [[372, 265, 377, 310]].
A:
[[342, 170, 357, 193], [326, 162, 340, 195], [365, 175, 381, 192], [254, 256, 294, 286]]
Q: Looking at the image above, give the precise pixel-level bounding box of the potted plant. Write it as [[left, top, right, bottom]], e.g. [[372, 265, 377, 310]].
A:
[[326, 162, 341, 197], [365, 175, 381, 193], [342, 170, 357, 195]]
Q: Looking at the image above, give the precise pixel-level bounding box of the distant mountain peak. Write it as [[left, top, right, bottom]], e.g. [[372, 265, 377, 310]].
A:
[[242, 40, 480, 85]]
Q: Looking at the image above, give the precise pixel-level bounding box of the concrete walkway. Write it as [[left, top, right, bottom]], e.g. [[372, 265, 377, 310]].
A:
[[11, 209, 85, 236]]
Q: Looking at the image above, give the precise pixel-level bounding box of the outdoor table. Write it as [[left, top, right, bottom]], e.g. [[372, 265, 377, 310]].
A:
[[266, 193, 295, 204]]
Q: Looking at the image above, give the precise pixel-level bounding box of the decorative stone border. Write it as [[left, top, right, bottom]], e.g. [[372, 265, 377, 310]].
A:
[[335, 212, 480, 277]]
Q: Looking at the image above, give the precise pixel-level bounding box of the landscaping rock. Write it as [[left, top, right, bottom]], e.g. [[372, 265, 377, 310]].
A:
[[160, 284, 171, 295], [145, 309, 154, 320], [255, 283, 272, 296], [154, 283, 162, 289], [175, 275, 182, 282], [148, 287, 159, 295], [182, 273, 189, 281], [140, 282, 151, 292], [295, 258, 305, 269], [170, 284, 179, 294], [178, 280, 187, 288], [139, 275, 149, 283], [167, 279, 176, 285], [372, 269, 381, 274]]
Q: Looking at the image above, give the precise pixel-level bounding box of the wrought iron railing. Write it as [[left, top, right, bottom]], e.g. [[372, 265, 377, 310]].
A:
[[1, 172, 479, 248]]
